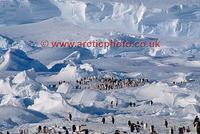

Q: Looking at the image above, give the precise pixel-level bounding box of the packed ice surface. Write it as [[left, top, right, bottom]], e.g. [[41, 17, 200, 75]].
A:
[[0, 0, 200, 133]]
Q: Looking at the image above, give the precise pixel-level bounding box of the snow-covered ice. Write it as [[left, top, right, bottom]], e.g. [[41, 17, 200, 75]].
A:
[[0, 0, 200, 133]]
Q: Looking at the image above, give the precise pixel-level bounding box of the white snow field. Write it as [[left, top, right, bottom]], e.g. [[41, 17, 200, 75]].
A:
[[0, 0, 200, 133]]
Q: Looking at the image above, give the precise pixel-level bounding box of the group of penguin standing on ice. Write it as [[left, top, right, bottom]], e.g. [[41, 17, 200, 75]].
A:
[[113, 116, 200, 134], [1, 110, 200, 134]]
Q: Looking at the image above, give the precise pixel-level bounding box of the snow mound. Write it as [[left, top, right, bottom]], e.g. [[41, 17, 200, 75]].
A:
[[69, 89, 106, 107], [0, 35, 14, 50], [134, 82, 198, 107], [13, 69, 36, 84], [29, 91, 67, 113], [86, 36, 111, 57], [49, 63, 96, 82], [0, 49, 48, 71], [148, 46, 180, 57], [29, 91, 87, 118], [80, 63, 94, 72], [56, 83, 71, 94], [12, 69, 47, 98], [49, 64, 80, 82], [0, 69, 47, 99], [48, 51, 81, 71]]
